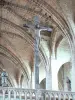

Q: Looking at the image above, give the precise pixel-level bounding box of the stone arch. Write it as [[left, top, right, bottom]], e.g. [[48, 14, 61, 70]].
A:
[[0, 61, 13, 86], [0, 61, 4, 71], [2, 0, 73, 66], [1, 0, 75, 90], [28, 0, 74, 73], [0, 17, 47, 71], [0, 45, 30, 84], [2, 0, 74, 55], [20, 74, 24, 87], [55, 35, 63, 58], [58, 62, 71, 91]]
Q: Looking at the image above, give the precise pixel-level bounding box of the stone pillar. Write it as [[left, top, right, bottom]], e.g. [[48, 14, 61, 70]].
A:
[[46, 70, 52, 90], [34, 29, 40, 89], [71, 48, 75, 92], [52, 71, 58, 90], [46, 57, 52, 90], [31, 72, 35, 89]]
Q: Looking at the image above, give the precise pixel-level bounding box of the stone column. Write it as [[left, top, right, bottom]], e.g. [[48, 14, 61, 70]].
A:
[[31, 71, 35, 89], [52, 69, 58, 90], [46, 70, 52, 90], [34, 29, 40, 89], [46, 57, 52, 90], [71, 48, 75, 92]]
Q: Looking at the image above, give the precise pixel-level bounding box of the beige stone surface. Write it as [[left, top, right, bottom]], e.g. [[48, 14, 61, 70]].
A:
[[0, 0, 74, 90]]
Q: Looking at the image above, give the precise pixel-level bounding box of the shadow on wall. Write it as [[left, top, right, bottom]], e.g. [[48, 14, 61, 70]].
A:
[[40, 78, 46, 89]]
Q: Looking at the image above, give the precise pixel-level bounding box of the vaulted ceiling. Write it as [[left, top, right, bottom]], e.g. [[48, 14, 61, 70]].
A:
[[0, 0, 74, 87]]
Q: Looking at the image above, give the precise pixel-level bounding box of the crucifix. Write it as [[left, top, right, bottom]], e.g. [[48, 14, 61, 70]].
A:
[[23, 16, 52, 89]]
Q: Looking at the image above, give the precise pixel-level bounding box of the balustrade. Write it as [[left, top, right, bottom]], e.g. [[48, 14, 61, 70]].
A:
[[0, 87, 74, 100]]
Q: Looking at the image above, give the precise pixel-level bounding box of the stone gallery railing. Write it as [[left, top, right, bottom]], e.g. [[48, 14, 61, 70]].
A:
[[0, 87, 75, 100]]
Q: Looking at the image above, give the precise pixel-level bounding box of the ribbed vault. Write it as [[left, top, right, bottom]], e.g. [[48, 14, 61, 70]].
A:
[[0, 0, 74, 88]]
